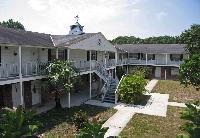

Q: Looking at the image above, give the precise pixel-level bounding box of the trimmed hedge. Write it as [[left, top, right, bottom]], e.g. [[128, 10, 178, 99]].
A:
[[118, 74, 147, 104]]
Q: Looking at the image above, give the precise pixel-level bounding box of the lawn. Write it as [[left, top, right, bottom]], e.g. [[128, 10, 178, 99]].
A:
[[152, 80, 200, 103], [33, 104, 116, 138], [120, 106, 187, 138]]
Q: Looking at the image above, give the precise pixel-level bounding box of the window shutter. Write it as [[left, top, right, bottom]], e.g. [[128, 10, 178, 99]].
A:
[[87, 51, 90, 61], [153, 54, 155, 60], [170, 54, 172, 60], [137, 53, 140, 59], [64, 49, 68, 60], [180, 54, 183, 61], [95, 51, 97, 60], [48, 49, 51, 61]]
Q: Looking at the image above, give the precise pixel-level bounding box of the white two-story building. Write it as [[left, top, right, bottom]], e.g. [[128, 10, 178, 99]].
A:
[[0, 21, 117, 109], [0, 20, 189, 110], [115, 44, 189, 79]]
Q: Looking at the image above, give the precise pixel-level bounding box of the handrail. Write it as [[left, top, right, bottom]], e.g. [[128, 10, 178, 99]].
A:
[[114, 74, 126, 104]]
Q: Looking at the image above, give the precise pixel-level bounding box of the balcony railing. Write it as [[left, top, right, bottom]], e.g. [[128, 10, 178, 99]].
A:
[[0, 63, 19, 79], [106, 59, 116, 68]]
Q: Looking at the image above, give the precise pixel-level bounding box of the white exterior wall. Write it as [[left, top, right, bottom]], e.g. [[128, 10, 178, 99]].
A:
[[1, 46, 18, 64], [171, 67, 179, 76], [31, 80, 41, 105], [38, 48, 48, 62], [97, 51, 104, 63], [69, 49, 87, 61], [155, 54, 167, 64], [12, 83, 21, 107]]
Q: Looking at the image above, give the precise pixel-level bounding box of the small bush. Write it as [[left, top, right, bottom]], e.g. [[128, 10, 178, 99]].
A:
[[130, 66, 151, 79], [118, 75, 147, 104], [73, 110, 89, 129], [77, 120, 108, 138], [177, 100, 200, 138]]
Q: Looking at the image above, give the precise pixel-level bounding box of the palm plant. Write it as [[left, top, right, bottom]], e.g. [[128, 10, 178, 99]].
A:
[[0, 105, 42, 138], [46, 60, 79, 109], [77, 121, 108, 138]]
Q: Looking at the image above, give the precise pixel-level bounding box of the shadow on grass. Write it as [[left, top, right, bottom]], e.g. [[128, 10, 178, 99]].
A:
[[33, 104, 112, 135]]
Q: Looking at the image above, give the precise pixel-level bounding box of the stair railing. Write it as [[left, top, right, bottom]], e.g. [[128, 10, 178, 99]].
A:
[[114, 74, 126, 104]]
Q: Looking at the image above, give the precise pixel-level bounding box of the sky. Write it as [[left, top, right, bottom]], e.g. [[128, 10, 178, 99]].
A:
[[0, 0, 200, 39]]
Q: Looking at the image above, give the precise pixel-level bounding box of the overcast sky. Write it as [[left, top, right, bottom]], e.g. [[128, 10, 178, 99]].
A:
[[0, 0, 200, 39]]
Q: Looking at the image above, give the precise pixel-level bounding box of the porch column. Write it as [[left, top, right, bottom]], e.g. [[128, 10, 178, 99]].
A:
[[18, 46, 24, 106], [89, 73, 92, 99], [68, 92, 71, 108], [56, 48, 58, 59], [121, 53, 123, 65], [126, 65, 129, 74], [164, 69, 167, 80], [89, 50, 92, 99], [146, 53, 148, 65], [104, 51, 107, 67], [165, 54, 168, 65], [114, 67, 117, 79], [67, 49, 70, 61], [115, 52, 118, 66], [127, 52, 129, 64]]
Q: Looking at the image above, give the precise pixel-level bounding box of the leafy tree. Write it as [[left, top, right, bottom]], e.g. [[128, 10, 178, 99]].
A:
[[177, 101, 200, 138], [73, 110, 89, 130], [78, 121, 108, 138], [46, 60, 79, 109], [0, 19, 25, 30], [0, 105, 42, 138], [179, 24, 200, 90], [130, 66, 151, 79]]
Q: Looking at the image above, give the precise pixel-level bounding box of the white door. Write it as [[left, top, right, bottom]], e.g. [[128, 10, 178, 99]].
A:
[[31, 81, 41, 105], [155, 67, 161, 78]]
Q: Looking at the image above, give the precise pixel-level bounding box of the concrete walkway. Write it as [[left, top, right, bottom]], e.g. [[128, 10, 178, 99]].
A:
[[85, 79, 171, 138], [168, 102, 187, 108]]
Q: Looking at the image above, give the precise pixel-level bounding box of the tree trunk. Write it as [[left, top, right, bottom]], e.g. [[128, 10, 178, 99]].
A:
[[55, 92, 62, 109]]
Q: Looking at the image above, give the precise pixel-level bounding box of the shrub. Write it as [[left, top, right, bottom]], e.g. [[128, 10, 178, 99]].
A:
[[177, 100, 200, 138], [118, 75, 147, 104], [0, 105, 42, 138], [73, 110, 89, 129], [77, 120, 108, 138], [130, 66, 151, 78]]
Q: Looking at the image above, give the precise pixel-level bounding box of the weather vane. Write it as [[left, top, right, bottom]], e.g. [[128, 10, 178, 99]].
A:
[[75, 15, 79, 22]]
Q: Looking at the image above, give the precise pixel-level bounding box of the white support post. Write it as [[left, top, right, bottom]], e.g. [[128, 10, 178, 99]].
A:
[[89, 73, 92, 99], [115, 52, 118, 66], [146, 53, 148, 65], [164, 69, 167, 80], [18, 46, 23, 106], [56, 48, 58, 59], [104, 51, 107, 67], [67, 49, 70, 61], [126, 65, 129, 74], [121, 53, 123, 64], [90, 50, 92, 70], [68, 92, 71, 108], [114, 67, 117, 79], [165, 54, 168, 65], [127, 52, 129, 64]]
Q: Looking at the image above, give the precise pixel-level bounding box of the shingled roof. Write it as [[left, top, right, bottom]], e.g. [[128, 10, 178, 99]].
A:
[[0, 26, 54, 47], [115, 44, 187, 54], [51, 33, 98, 47]]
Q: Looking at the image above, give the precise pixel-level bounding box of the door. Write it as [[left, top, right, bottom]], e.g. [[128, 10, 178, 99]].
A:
[[155, 67, 161, 78], [31, 81, 41, 105], [24, 81, 32, 108]]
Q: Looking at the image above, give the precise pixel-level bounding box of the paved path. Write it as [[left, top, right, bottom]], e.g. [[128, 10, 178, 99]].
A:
[[168, 102, 187, 108], [86, 79, 171, 138]]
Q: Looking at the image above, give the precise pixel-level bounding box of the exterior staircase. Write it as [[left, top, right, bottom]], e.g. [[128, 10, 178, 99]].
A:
[[94, 61, 118, 103]]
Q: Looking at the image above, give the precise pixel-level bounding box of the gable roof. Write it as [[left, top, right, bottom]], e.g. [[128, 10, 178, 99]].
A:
[[115, 44, 187, 54], [0, 25, 54, 47], [51, 33, 98, 47]]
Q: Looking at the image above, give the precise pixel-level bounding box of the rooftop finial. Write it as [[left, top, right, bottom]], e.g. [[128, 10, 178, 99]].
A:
[[75, 15, 79, 22]]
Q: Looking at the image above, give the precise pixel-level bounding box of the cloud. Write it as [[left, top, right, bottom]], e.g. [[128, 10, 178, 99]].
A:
[[156, 11, 168, 21], [27, 0, 141, 38]]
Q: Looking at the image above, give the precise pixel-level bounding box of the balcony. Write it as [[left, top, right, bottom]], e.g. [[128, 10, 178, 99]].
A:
[[0, 62, 48, 81], [106, 59, 116, 68]]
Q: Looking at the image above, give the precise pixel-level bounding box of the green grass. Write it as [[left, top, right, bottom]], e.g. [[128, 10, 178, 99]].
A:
[[120, 106, 187, 138], [33, 104, 117, 138], [152, 80, 200, 103]]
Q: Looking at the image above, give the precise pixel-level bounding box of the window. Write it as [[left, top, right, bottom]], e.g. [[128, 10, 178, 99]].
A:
[[109, 52, 115, 59], [129, 53, 138, 59], [87, 51, 97, 61], [147, 54, 155, 60], [48, 49, 51, 61], [170, 54, 182, 61]]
